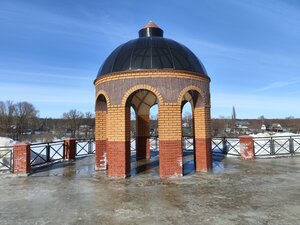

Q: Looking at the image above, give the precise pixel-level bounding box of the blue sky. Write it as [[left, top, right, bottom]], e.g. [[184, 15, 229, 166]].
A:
[[0, 0, 299, 119]]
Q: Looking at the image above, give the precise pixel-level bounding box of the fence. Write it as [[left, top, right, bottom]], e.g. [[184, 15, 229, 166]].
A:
[[30, 141, 65, 166], [29, 139, 95, 168], [76, 139, 95, 156], [253, 135, 300, 157], [2, 135, 300, 173], [0, 146, 13, 172], [212, 138, 241, 157], [212, 135, 300, 158]]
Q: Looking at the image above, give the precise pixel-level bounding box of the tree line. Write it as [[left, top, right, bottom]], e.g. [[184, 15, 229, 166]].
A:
[[0, 101, 94, 141]]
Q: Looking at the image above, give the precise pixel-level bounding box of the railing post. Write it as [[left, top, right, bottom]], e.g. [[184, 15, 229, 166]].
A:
[[46, 143, 51, 162], [222, 138, 228, 154], [10, 149, 13, 172], [88, 139, 93, 154], [239, 136, 255, 160], [270, 138, 275, 155], [289, 137, 295, 156], [64, 138, 76, 160], [13, 142, 31, 174]]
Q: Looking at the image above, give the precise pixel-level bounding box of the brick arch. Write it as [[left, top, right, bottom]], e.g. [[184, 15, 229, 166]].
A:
[[121, 84, 164, 107], [95, 90, 111, 108], [177, 85, 207, 108]]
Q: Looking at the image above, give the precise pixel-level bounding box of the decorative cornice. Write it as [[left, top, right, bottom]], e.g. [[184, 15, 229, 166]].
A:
[[94, 70, 210, 86]]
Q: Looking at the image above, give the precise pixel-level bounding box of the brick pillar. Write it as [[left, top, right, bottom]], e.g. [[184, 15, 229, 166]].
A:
[[13, 142, 31, 174], [194, 106, 212, 172], [106, 106, 131, 177], [159, 103, 183, 178], [95, 111, 107, 170], [64, 138, 76, 160], [136, 114, 150, 159], [240, 136, 255, 160]]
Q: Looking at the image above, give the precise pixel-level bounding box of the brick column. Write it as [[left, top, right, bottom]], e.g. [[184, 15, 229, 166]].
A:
[[64, 138, 76, 160], [106, 106, 131, 177], [240, 136, 255, 160], [13, 142, 31, 174], [194, 106, 212, 172], [159, 103, 182, 178], [136, 114, 150, 159], [95, 111, 107, 170]]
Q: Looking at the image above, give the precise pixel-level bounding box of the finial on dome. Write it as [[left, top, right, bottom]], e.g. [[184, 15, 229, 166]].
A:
[[144, 21, 160, 29], [139, 20, 163, 38]]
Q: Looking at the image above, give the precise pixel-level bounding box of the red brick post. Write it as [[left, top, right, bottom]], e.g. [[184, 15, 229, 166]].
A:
[[194, 106, 212, 172], [136, 114, 150, 159], [95, 111, 107, 170], [240, 136, 255, 160], [64, 138, 76, 160], [159, 104, 183, 178], [106, 106, 131, 177], [13, 142, 31, 174]]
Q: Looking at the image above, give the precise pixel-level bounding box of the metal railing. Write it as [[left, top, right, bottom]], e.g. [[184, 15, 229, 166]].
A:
[[212, 138, 240, 156], [76, 139, 95, 156], [150, 136, 159, 151], [2, 135, 300, 173], [253, 135, 300, 157], [130, 136, 192, 152], [30, 141, 65, 166], [0, 146, 13, 172], [182, 136, 193, 151]]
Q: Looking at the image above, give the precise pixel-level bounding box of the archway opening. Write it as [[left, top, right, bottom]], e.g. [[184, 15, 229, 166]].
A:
[[125, 89, 160, 176], [180, 89, 205, 175], [182, 100, 195, 175], [95, 94, 108, 170]]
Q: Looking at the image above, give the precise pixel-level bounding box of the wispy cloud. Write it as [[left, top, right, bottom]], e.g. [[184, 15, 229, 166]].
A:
[[255, 79, 300, 92]]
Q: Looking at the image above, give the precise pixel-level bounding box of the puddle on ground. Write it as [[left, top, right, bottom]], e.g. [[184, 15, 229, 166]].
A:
[[31, 151, 237, 178]]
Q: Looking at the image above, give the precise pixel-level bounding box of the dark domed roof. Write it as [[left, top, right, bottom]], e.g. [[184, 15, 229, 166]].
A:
[[97, 21, 208, 78]]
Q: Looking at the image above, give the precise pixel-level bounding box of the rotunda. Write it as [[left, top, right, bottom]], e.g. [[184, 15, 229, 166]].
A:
[[94, 21, 212, 178]]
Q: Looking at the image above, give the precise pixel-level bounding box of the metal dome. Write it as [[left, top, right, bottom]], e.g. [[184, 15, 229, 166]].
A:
[[97, 21, 208, 78]]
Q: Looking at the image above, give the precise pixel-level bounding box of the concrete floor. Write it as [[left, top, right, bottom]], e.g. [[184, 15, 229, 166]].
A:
[[1, 154, 300, 225]]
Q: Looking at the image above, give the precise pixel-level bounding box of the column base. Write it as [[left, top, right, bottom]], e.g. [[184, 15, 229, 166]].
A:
[[107, 140, 131, 177], [159, 140, 183, 178], [95, 140, 107, 171], [195, 138, 212, 172]]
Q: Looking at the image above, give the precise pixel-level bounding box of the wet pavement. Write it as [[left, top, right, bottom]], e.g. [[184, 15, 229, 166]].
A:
[[1, 153, 300, 225]]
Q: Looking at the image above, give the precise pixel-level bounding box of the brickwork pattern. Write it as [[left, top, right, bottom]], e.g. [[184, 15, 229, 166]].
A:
[[94, 70, 210, 87], [107, 141, 130, 177], [95, 70, 211, 177], [194, 106, 211, 139], [177, 85, 206, 107], [13, 142, 30, 174], [95, 111, 107, 141], [158, 103, 183, 177], [160, 140, 183, 178], [240, 136, 255, 160], [95, 140, 107, 170], [195, 138, 212, 172], [121, 84, 164, 106], [194, 106, 212, 172], [106, 106, 130, 141], [158, 103, 182, 141]]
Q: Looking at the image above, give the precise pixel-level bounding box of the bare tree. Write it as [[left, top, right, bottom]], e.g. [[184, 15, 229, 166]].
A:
[[14, 101, 39, 137], [63, 109, 83, 138], [0, 101, 16, 136]]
